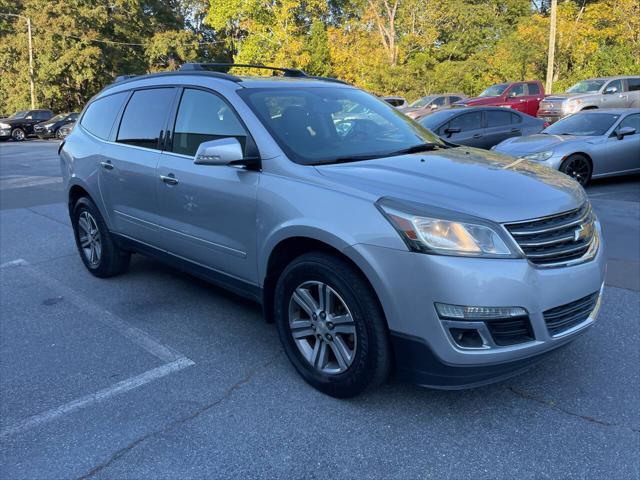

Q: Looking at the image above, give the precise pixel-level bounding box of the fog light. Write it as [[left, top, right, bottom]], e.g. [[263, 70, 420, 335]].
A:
[[435, 303, 527, 320], [449, 328, 484, 348]]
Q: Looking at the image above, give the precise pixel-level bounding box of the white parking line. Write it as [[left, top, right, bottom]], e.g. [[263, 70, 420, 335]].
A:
[[0, 358, 194, 438], [0, 175, 62, 190], [0, 259, 196, 437]]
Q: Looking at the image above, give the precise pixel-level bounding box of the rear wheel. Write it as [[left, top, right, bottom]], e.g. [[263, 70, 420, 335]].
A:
[[274, 252, 391, 398], [56, 128, 64, 140], [11, 128, 25, 141], [72, 197, 130, 277], [560, 154, 592, 186]]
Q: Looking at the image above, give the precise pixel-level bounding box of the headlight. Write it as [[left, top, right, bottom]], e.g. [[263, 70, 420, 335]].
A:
[[44, 123, 54, 128], [0, 122, 10, 129], [521, 150, 554, 161], [376, 199, 514, 257], [563, 99, 582, 113]]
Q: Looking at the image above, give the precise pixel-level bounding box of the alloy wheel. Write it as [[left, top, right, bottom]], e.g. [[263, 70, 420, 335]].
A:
[[563, 157, 590, 186], [77, 211, 102, 267], [12, 129, 25, 141], [288, 281, 357, 374]]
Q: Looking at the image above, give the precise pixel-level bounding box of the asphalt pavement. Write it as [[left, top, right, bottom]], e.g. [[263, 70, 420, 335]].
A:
[[1, 140, 638, 479]]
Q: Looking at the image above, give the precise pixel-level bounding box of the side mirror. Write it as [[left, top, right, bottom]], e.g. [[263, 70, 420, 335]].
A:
[[616, 126, 636, 140], [603, 87, 617, 95], [194, 137, 245, 166], [445, 127, 461, 137], [430, 104, 438, 110]]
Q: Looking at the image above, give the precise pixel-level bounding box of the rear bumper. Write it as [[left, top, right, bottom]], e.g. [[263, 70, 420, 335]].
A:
[[536, 111, 565, 124]]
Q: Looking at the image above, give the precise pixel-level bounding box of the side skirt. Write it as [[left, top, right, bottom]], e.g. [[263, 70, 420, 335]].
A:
[[113, 233, 263, 305]]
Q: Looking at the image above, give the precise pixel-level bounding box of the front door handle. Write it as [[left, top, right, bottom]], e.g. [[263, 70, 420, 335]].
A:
[[100, 161, 114, 170], [160, 174, 179, 185], [510, 128, 521, 133], [472, 133, 482, 139]]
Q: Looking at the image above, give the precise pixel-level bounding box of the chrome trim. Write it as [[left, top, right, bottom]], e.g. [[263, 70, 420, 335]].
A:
[[525, 241, 592, 259], [517, 234, 575, 247]]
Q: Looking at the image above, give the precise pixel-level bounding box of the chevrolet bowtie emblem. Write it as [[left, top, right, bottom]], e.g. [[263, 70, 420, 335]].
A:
[[574, 224, 587, 242]]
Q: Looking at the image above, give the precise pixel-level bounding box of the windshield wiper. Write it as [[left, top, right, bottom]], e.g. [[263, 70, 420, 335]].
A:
[[314, 143, 440, 166], [387, 142, 440, 156]]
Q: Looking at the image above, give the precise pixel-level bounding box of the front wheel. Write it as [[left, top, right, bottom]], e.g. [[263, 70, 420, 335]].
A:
[[274, 252, 391, 398], [72, 197, 130, 277], [560, 154, 592, 186], [11, 128, 26, 141]]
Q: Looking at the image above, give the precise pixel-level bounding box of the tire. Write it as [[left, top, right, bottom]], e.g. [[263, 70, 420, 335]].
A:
[[11, 128, 26, 141], [71, 197, 130, 278], [560, 154, 592, 186], [56, 129, 64, 140], [274, 252, 391, 398]]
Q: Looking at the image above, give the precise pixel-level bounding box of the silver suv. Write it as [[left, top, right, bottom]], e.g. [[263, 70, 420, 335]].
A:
[[538, 75, 640, 123], [60, 64, 605, 397]]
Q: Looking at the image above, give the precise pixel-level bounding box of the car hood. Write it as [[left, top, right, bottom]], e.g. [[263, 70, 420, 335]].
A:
[[455, 96, 502, 106], [0, 118, 27, 125], [544, 93, 594, 102], [315, 147, 585, 223], [493, 134, 599, 156]]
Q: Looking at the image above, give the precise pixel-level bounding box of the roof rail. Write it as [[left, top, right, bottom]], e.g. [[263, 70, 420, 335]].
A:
[[180, 63, 308, 78], [114, 74, 138, 82]]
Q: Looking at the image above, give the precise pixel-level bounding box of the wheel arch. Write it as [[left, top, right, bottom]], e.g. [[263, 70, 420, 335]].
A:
[[67, 179, 113, 230]]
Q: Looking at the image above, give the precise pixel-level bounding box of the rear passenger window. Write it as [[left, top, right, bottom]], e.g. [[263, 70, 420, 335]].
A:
[[486, 110, 512, 127], [527, 83, 541, 95], [510, 112, 522, 124], [117, 88, 175, 150], [172, 89, 247, 157], [81, 92, 127, 140], [627, 78, 640, 92]]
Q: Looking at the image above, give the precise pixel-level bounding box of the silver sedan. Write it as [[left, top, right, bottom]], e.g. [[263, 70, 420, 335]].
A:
[[493, 108, 640, 185]]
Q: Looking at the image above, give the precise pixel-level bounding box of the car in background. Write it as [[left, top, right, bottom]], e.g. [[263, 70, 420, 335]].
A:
[[34, 112, 79, 139], [56, 121, 76, 139], [419, 106, 546, 149], [493, 109, 639, 186], [454, 81, 545, 117], [0, 109, 55, 141], [400, 93, 467, 119], [537, 76, 640, 124], [382, 96, 408, 108]]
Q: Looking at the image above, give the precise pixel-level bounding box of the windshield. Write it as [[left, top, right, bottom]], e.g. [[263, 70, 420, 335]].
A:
[[410, 96, 436, 108], [543, 113, 619, 136], [479, 84, 508, 97], [9, 111, 28, 119], [47, 114, 67, 122], [238, 87, 444, 165], [566, 80, 605, 94]]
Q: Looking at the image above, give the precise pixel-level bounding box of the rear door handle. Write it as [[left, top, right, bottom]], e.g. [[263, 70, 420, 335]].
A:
[[160, 174, 179, 185], [510, 128, 521, 133], [100, 161, 114, 170]]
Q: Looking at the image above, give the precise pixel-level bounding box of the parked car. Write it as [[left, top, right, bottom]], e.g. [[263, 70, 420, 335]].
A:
[[60, 63, 604, 398], [56, 121, 76, 139], [454, 81, 545, 117], [34, 112, 79, 139], [419, 106, 546, 149], [537, 76, 640, 124], [0, 109, 55, 141], [382, 96, 408, 108], [493, 108, 640, 185], [400, 94, 467, 119]]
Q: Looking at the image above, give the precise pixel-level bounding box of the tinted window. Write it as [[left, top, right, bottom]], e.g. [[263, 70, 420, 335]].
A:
[[117, 88, 174, 149], [486, 110, 512, 128], [510, 112, 522, 124], [449, 96, 463, 103], [172, 89, 247, 156], [432, 96, 447, 107], [544, 113, 620, 136], [507, 84, 526, 97], [628, 78, 640, 92], [604, 80, 623, 93], [527, 83, 541, 95], [81, 92, 127, 140], [450, 112, 483, 132], [617, 114, 639, 134], [36, 111, 51, 120], [240, 87, 443, 165]]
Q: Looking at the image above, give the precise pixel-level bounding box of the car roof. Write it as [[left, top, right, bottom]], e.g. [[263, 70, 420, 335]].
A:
[[575, 108, 640, 115], [587, 75, 640, 81]]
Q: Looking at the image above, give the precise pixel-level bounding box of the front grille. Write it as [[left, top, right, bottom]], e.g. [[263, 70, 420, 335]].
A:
[[504, 203, 596, 266], [485, 316, 534, 346], [543, 292, 599, 336]]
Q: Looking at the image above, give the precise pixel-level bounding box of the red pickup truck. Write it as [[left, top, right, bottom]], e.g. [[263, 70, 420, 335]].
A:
[[453, 81, 545, 117]]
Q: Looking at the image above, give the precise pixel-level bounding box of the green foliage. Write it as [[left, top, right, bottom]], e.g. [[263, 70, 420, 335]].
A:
[[0, 0, 637, 113]]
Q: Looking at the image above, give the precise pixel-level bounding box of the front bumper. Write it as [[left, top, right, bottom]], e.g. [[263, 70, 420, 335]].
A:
[[345, 228, 605, 388], [34, 126, 54, 138], [0, 128, 11, 139]]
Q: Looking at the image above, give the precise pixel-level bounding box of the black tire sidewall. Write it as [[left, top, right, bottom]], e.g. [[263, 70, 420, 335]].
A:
[[561, 154, 591, 186], [11, 128, 25, 141], [274, 253, 389, 397]]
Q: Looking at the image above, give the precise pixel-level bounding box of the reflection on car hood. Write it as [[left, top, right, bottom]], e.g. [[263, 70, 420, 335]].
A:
[[315, 147, 585, 223], [493, 134, 600, 156]]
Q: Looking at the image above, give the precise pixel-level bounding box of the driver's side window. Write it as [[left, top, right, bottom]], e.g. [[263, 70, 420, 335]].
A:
[[617, 114, 639, 134], [508, 85, 526, 97], [172, 88, 247, 157], [605, 80, 623, 94]]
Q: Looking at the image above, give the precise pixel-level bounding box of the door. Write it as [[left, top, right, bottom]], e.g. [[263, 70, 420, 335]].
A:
[[440, 111, 485, 148], [627, 78, 640, 107], [601, 114, 640, 175], [503, 84, 528, 114], [483, 110, 521, 148], [601, 79, 626, 108], [156, 87, 259, 283], [99, 87, 176, 244], [526, 83, 544, 116], [22, 111, 44, 135]]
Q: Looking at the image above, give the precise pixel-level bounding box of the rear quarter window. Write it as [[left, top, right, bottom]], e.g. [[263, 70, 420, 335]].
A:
[[627, 78, 640, 92], [80, 92, 128, 140]]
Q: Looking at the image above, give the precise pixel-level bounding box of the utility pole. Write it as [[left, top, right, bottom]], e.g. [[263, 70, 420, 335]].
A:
[[545, 0, 557, 94], [1, 13, 36, 108]]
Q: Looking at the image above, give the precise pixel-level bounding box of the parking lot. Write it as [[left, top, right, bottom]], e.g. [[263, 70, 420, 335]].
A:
[[1, 140, 638, 479]]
